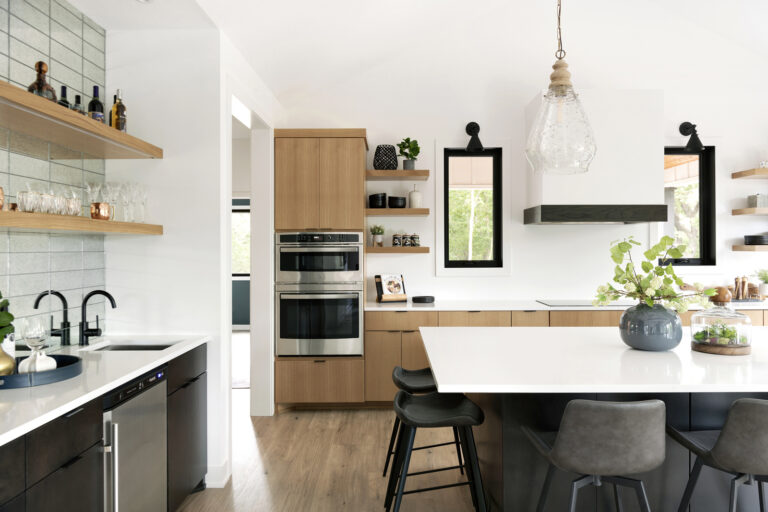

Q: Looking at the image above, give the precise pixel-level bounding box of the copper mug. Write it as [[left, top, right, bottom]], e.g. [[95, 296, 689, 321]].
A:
[[90, 202, 111, 220]]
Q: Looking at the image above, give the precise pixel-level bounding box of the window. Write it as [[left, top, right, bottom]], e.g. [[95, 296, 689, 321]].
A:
[[661, 146, 715, 266], [443, 148, 502, 268], [232, 199, 250, 276]]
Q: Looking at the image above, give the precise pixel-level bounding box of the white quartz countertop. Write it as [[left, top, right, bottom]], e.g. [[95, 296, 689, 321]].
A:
[[365, 299, 768, 311], [0, 335, 209, 446], [420, 326, 768, 394]]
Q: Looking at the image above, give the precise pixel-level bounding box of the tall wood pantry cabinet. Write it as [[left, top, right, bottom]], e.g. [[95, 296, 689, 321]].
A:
[[274, 129, 367, 231]]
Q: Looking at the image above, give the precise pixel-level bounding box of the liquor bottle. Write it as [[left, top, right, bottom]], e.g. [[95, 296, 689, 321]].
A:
[[87, 85, 104, 123], [58, 86, 70, 108], [109, 95, 115, 127], [27, 61, 57, 102], [71, 95, 85, 115], [110, 89, 127, 132]]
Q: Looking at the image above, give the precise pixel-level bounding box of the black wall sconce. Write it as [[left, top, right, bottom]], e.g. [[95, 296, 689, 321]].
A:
[[679, 122, 704, 152], [465, 122, 484, 152]]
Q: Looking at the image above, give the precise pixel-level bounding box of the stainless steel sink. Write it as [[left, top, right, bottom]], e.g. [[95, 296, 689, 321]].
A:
[[94, 344, 171, 351]]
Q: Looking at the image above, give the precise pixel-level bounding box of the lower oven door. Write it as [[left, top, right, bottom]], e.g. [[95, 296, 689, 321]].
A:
[[276, 290, 363, 356]]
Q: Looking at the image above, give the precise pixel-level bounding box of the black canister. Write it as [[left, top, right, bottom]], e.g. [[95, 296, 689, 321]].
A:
[[392, 234, 402, 247], [368, 193, 387, 208], [373, 145, 398, 170]]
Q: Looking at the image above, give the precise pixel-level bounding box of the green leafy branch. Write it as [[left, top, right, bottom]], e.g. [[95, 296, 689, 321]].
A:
[[0, 292, 14, 340], [594, 236, 716, 312]]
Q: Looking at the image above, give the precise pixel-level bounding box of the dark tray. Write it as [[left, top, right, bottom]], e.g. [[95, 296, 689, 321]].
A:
[[0, 355, 83, 389]]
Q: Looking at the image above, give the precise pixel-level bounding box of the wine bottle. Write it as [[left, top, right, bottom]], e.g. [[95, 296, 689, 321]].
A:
[[71, 95, 85, 115], [58, 86, 70, 108], [109, 94, 115, 127], [87, 85, 104, 123], [111, 89, 127, 132]]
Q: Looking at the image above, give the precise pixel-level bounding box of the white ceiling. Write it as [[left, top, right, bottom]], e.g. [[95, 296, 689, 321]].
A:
[[68, 0, 213, 30]]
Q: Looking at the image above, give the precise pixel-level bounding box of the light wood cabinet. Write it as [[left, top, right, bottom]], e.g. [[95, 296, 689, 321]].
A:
[[274, 131, 366, 231], [402, 330, 430, 370], [549, 310, 622, 327], [275, 358, 364, 403], [364, 332, 402, 402], [364, 311, 438, 331], [511, 311, 550, 326], [438, 311, 511, 326], [737, 310, 764, 326]]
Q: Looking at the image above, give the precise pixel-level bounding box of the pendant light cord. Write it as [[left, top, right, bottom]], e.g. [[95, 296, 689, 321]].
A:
[[555, 0, 566, 60]]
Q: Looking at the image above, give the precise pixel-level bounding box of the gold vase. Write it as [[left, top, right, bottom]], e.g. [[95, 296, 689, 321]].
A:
[[0, 347, 14, 376]]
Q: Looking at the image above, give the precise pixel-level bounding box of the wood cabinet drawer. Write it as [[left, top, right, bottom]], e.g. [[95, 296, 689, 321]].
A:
[[511, 311, 550, 326], [0, 437, 24, 506], [365, 311, 438, 331], [438, 311, 469, 326], [550, 310, 621, 327], [365, 332, 401, 402], [439, 311, 510, 326], [26, 397, 102, 487], [168, 343, 207, 394], [402, 330, 430, 370], [25, 442, 102, 512], [276, 358, 364, 403]]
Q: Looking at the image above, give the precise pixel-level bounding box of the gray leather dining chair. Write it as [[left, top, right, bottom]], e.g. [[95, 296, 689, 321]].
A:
[[667, 398, 768, 512], [522, 399, 666, 512]]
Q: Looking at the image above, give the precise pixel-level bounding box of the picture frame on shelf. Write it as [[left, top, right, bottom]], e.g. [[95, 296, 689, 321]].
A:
[[375, 274, 407, 303]]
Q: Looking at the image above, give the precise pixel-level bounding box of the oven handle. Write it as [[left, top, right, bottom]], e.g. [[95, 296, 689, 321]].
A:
[[280, 293, 360, 300], [279, 247, 360, 253]]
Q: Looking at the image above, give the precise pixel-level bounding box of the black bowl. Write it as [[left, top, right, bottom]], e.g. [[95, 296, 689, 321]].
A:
[[369, 193, 387, 208], [388, 196, 406, 208]]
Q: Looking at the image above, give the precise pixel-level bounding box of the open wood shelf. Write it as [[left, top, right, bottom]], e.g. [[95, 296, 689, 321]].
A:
[[732, 245, 768, 252], [365, 170, 429, 181], [733, 208, 768, 216], [365, 246, 429, 254], [732, 169, 768, 180], [0, 81, 163, 159], [0, 211, 163, 235], [366, 208, 429, 216]]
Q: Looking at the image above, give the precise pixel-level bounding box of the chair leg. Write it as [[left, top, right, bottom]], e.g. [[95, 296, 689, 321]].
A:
[[729, 474, 749, 512], [760, 479, 766, 512], [568, 475, 593, 512], [634, 480, 651, 512], [453, 426, 465, 475], [384, 422, 406, 511], [677, 456, 704, 512], [457, 427, 478, 511], [464, 426, 488, 512], [536, 464, 556, 512], [393, 426, 417, 512], [382, 417, 400, 477], [602, 476, 649, 512], [613, 483, 623, 512]]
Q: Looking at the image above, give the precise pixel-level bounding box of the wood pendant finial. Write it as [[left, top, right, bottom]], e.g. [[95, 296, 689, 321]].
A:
[[549, 59, 572, 88]]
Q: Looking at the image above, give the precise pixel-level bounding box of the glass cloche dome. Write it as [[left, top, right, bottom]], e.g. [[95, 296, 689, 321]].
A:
[[690, 288, 752, 355]]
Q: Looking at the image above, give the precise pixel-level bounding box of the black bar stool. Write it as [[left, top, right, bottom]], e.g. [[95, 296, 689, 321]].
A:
[[385, 390, 487, 512], [667, 398, 768, 512], [522, 399, 666, 512], [382, 367, 464, 478]]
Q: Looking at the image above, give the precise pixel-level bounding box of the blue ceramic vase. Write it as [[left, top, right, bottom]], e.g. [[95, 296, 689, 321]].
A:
[[619, 303, 682, 351]]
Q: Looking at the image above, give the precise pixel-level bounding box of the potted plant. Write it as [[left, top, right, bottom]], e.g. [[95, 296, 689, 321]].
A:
[[0, 292, 15, 376], [370, 225, 385, 247], [756, 269, 768, 298], [594, 236, 716, 351], [397, 138, 420, 170]]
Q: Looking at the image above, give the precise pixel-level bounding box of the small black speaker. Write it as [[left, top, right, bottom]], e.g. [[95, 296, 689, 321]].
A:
[[412, 296, 434, 304]]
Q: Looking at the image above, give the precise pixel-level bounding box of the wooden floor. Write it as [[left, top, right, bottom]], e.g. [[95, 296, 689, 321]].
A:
[[179, 390, 475, 512]]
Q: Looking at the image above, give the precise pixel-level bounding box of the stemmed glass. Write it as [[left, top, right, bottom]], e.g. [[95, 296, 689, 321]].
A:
[[120, 183, 132, 222], [17, 317, 55, 373], [102, 182, 117, 220], [135, 184, 147, 223]]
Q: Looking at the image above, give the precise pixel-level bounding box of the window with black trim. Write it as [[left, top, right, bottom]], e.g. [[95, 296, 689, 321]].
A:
[[661, 146, 715, 266], [443, 148, 502, 268], [232, 198, 250, 276]]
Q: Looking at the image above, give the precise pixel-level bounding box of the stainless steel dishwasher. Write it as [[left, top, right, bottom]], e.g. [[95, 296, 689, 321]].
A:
[[103, 367, 168, 512]]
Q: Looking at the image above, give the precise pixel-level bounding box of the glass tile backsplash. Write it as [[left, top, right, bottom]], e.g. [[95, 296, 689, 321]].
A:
[[0, 0, 107, 346]]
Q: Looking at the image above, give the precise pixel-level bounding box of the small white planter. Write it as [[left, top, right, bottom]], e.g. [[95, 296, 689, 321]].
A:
[[373, 234, 384, 247], [760, 283, 768, 298]]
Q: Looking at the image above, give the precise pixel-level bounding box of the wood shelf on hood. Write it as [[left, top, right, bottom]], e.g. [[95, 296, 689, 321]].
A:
[[732, 169, 768, 180]]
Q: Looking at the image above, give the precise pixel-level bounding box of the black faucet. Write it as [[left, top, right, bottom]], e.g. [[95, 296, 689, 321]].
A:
[[34, 290, 71, 346], [79, 290, 117, 346]]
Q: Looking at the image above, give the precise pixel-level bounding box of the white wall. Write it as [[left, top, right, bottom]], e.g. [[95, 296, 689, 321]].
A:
[[232, 138, 251, 196], [104, 28, 232, 486], [276, 3, 768, 300]]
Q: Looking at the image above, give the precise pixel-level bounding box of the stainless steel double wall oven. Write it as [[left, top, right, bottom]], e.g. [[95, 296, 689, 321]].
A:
[[275, 232, 363, 356]]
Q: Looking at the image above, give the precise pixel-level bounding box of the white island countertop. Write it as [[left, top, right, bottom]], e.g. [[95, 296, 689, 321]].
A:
[[0, 335, 209, 446], [420, 326, 768, 394], [366, 299, 768, 311]]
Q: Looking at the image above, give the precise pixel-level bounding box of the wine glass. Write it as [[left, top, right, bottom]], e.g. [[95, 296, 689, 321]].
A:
[[17, 317, 55, 373], [102, 182, 116, 220], [86, 182, 102, 205], [134, 184, 147, 222], [120, 183, 132, 222]]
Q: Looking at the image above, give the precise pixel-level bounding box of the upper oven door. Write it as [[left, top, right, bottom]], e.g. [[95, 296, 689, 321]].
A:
[[275, 246, 362, 284]]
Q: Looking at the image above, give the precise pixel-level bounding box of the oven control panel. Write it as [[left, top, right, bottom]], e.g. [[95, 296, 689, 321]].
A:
[[278, 233, 361, 244]]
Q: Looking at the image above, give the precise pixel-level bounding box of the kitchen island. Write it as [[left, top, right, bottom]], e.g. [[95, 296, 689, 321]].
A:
[[420, 326, 768, 511]]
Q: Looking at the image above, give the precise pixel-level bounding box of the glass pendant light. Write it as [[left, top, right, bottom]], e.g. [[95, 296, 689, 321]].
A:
[[525, 0, 596, 175]]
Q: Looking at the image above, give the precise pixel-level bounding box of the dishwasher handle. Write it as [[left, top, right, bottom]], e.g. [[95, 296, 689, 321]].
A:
[[104, 422, 119, 512]]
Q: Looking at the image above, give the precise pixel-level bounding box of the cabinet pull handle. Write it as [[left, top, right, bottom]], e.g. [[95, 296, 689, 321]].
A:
[[387, 330, 400, 333], [395, 311, 407, 313], [65, 407, 84, 418], [523, 310, 537, 313], [313, 360, 326, 363], [468, 310, 481, 313], [403, 330, 417, 333]]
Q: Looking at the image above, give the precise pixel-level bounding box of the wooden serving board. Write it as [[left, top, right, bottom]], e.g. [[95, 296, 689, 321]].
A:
[[691, 342, 751, 356]]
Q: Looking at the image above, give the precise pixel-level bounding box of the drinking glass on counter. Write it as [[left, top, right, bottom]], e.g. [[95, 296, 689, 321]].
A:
[[17, 316, 56, 374]]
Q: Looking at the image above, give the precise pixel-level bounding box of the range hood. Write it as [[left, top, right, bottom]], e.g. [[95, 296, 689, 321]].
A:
[[523, 204, 668, 225]]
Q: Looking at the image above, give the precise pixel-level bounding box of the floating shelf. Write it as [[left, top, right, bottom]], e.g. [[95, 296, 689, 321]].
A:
[[732, 245, 768, 252], [0, 81, 163, 159], [732, 169, 768, 180], [365, 170, 429, 181], [366, 208, 429, 216], [732, 208, 768, 216], [0, 211, 163, 235], [366, 246, 430, 254]]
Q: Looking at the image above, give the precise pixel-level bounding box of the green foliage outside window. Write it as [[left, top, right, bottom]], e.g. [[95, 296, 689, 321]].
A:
[[447, 189, 494, 261], [232, 212, 250, 274]]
